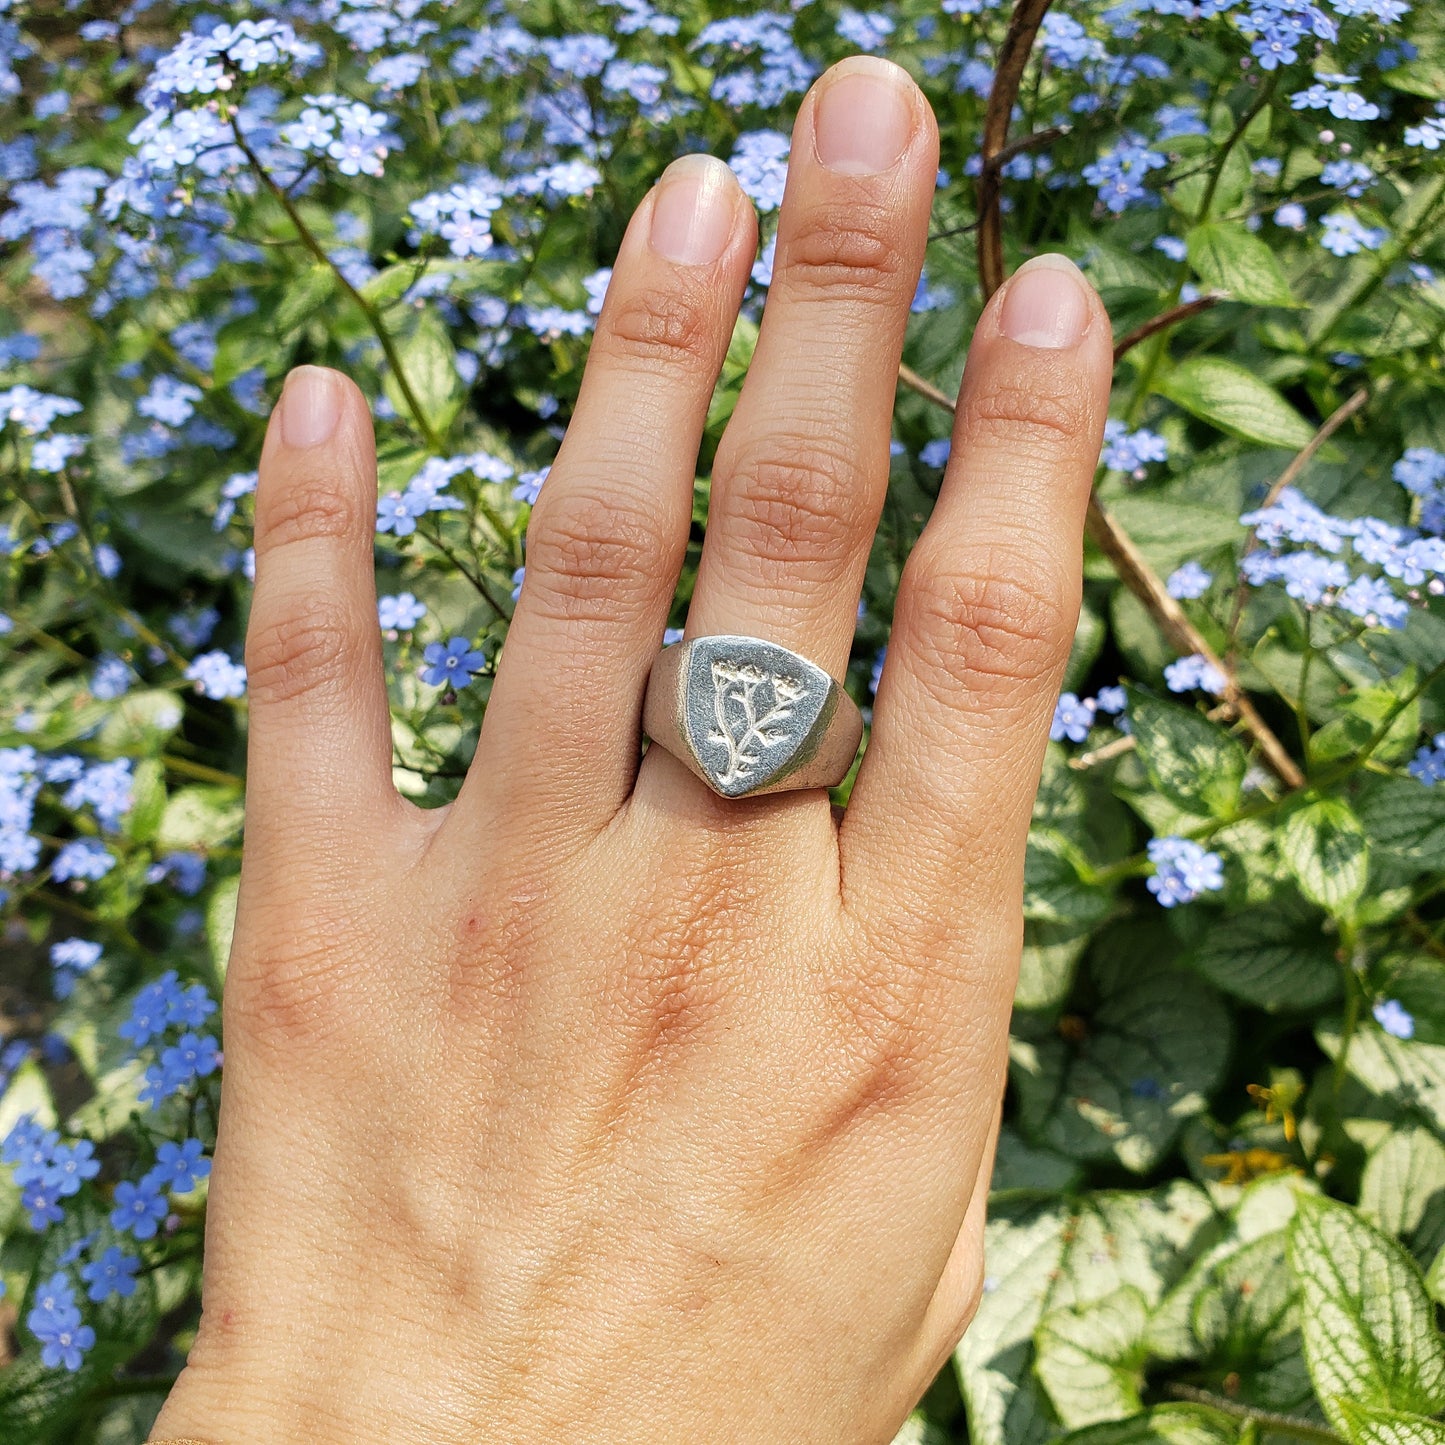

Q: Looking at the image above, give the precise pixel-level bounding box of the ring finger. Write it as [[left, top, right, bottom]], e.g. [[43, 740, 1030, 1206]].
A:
[[673, 57, 938, 703]]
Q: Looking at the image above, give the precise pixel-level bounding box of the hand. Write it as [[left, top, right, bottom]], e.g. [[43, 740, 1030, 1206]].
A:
[[152, 55, 1110, 1445]]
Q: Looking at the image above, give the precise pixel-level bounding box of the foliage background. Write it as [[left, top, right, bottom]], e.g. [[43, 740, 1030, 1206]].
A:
[[1, 0, 1444, 1441]]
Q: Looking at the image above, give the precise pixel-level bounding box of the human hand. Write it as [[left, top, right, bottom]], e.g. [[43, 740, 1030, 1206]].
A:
[[152, 54, 1110, 1445]]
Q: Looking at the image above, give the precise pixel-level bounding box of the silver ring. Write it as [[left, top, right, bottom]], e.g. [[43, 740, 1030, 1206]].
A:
[[642, 634, 864, 798]]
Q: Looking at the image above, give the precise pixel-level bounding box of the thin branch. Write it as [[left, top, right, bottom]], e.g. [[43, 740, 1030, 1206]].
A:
[[895, 362, 1307, 788], [1113, 293, 1225, 364], [1087, 496, 1306, 787], [977, 0, 1055, 301], [1261, 384, 1371, 511], [1164, 1385, 1343, 1443], [988, 122, 1071, 171], [228, 119, 445, 453]]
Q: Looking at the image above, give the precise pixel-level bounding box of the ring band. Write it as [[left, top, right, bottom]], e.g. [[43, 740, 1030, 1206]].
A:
[[642, 634, 864, 798]]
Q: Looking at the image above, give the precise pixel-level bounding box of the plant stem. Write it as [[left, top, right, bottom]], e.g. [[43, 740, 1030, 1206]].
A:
[[229, 119, 445, 453], [976, 0, 1055, 302], [1164, 1385, 1344, 1443]]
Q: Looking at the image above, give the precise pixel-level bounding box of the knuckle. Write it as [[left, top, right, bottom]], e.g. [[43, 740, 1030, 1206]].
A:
[[244, 598, 354, 706], [901, 544, 1075, 697], [598, 282, 715, 370], [524, 487, 666, 623], [963, 373, 1090, 458], [780, 201, 910, 301], [226, 914, 360, 1054], [716, 433, 869, 579], [255, 471, 364, 554]]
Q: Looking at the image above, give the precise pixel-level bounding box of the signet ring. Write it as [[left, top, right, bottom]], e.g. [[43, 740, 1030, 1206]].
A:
[[642, 635, 865, 799]]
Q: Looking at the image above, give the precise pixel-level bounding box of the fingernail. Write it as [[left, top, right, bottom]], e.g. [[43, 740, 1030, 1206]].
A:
[[812, 56, 915, 176], [280, 366, 341, 448], [999, 255, 1092, 349], [649, 154, 736, 266]]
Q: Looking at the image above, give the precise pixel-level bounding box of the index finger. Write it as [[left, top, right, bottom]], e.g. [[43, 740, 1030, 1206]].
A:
[[839, 254, 1111, 937]]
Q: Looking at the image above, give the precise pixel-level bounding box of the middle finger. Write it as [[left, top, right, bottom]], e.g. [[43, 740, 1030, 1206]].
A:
[[681, 56, 938, 684]]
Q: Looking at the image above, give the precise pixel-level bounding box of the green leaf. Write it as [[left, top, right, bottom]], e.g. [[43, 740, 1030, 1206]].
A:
[[1317, 1023, 1445, 1125], [991, 1125, 1085, 1196], [706, 313, 759, 433], [1428, 1246, 1445, 1306], [1017, 919, 1093, 1013], [157, 784, 244, 850], [956, 1186, 1214, 1445], [272, 263, 337, 340], [207, 871, 240, 983], [1036, 1286, 1150, 1428], [1359, 1126, 1445, 1267], [1279, 797, 1369, 915], [1085, 497, 1243, 580], [1125, 690, 1248, 820], [1337, 1401, 1445, 1445], [384, 305, 464, 437], [1011, 964, 1231, 1171], [1057, 1405, 1239, 1444], [1189, 1231, 1313, 1415], [1287, 1193, 1445, 1432], [1158, 357, 1316, 449], [1024, 831, 1113, 928], [1356, 777, 1445, 878], [1187, 221, 1296, 307], [1185, 898, 1339, 1009]]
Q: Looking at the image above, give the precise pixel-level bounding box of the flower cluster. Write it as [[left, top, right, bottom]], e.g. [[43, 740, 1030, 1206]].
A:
[[1146, 835, 1226, 906]]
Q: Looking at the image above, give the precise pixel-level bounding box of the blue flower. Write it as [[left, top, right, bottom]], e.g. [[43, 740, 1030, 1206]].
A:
[[1372, 998, 1415, 1039], [1051, 693, 1095, 743], [1407, 733, 1445, 785], [728, 131, 791, 212], [1082, 137, 1166, 213], [421, 637, 488, 689], [1095, 686, 1128, 715], [511, 467, 549, 505], [836, 9, 896, 50], [43, 1138, 100, 1198], [145, 1138, 212, 1193], [185, 650, 247, 700], [1147, 836, 1225, 907], [1102, 419, 1168, 474], [111, 1176, 169, 1240], [27, 1273, 94, 1370], [1164, 653, 1228, 695], [52, 839, 115, 883], [80, 1246, 141, 1302], [378, 593, 426, 631], [919, 438, 952, 468], [1319, 211, 1388, 257], [1166, 561, 1213, 599]]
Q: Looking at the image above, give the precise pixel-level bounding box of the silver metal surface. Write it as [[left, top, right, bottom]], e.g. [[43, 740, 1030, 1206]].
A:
[[642, 634, 864, 798]]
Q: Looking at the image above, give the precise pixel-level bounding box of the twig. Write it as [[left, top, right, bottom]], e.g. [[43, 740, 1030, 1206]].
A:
[[976, 0, 1055, 301], [1113, 293, 1224, 364], [228, 119, 445, 453], [1087, 497, 1306, 787], [988, 123, 1071, 171], [1164, 1385, 1343, 1443], [1260, 385, 1371, 511], [894, 364, 1307, 788]]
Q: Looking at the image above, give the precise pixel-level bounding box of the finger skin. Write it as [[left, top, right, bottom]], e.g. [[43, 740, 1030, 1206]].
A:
[[243, 366, 400, 856], [841, 254, 1113, 942], [441, 154, 756, 850], [679, 57, 939, 687]]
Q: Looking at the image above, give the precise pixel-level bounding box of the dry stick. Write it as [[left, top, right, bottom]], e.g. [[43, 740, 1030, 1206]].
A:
[[1112, 292, 1224, 365], [976, 0, 1056, 302], [895, 362, 1308, 788], [958, 0, 1305, 787]]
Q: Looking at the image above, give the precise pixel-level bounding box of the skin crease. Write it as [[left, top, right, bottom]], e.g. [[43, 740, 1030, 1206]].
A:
[[150, 56, 1111, 1445]]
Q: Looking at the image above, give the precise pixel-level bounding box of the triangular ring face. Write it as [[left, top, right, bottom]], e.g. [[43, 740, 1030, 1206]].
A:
[[680, 636, 832, 797]]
